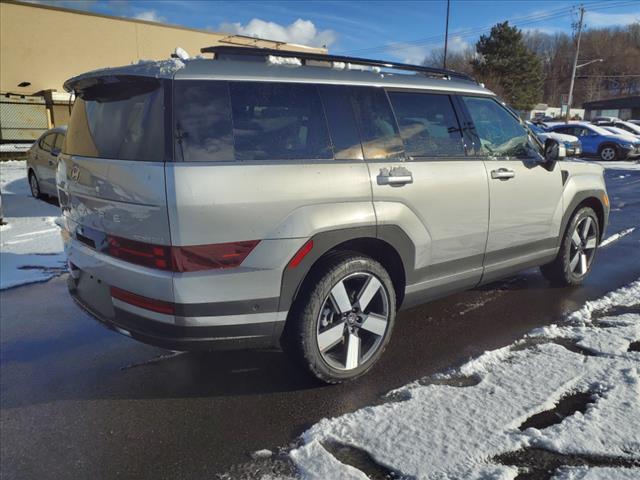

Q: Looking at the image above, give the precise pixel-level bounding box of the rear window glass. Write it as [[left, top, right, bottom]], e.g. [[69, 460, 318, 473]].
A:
[[174, 81, 233, 162], [350, 87, 405, 161], [174, 81, 333, 162], [229, 82, 332, 161], [65, 78, 165, 161], [388, 92, 464, 157]]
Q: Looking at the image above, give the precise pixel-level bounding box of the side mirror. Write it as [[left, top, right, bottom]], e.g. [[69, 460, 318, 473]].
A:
[[544, 139, 566, 163], [51, 148, 60, 157]]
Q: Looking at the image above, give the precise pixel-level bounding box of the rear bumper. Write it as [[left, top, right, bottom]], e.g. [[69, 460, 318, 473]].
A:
[[68, 274, 282, 351]]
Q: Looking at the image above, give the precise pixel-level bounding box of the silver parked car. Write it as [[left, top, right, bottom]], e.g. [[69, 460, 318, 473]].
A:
[[27, 126, 66, 199], [57, 47, 609, 383]]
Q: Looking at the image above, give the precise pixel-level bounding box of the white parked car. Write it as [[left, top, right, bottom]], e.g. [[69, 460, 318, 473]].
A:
[[593, 119, 640, 138], [600, 125, 640, 141], [526, 122, 581, 157]]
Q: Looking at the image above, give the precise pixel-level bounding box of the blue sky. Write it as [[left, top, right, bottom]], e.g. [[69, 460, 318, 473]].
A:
[[31, 0, 640, 62]]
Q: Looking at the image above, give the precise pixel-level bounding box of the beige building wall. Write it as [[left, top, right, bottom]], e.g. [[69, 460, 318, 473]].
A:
[[0, 0, 325, 96]]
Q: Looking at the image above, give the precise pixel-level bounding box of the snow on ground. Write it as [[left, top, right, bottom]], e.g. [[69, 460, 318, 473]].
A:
[[588, 158, 640, 171], [601, 228, 635, 247], [552, 466, 640, 480], [0, 160, 65, 289], [290, 280, 640, 479]]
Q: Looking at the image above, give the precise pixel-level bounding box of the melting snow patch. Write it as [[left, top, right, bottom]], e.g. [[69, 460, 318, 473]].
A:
[[267, 55, 302, 66], [552, 466, 640, 479], [289, 280, 640, 479], [567, 280, 640, 325], [592, 161, 640, 171], [1, 161, 65, 289], [601, 228, 636, 247], [251, 449, 273, 460], [135, 57, 185, 76]]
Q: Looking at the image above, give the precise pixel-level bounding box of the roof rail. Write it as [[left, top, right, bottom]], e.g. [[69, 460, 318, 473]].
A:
[[200, 45, 475, 82]]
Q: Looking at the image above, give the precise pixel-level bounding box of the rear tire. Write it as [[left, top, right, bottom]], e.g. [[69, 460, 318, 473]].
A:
[[599, 145, 618, 161], [28, 171, 43, 199], [540, 207, 599, 286], [282, 251, 396, 384]]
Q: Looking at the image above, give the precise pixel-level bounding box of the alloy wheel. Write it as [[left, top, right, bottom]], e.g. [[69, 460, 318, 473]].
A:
[[600, 147, 616, 161], [569, 216, 598, 276], [316, 272, 390, 371]]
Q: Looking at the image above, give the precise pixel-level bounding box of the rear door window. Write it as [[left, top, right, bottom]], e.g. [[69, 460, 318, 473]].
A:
[[229, 82, 332, 161], [65, 77, 166, 161], [350, 87, 405, 161], [388, 91, 464, 158]]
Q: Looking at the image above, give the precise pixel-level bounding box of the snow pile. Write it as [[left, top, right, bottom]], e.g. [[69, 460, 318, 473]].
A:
[[567, 280, 640, 324], [64, 57, 185, 90], [0, 161, 65, 289], [174, 47, 190, 61], [553, 466, 640, 479], [134, 57, 185, 76], [267, 55, 302, 66], [290, 280, 640, 479]]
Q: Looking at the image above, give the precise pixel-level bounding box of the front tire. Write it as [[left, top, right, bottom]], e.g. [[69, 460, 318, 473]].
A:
[[599, 145, 618, 161], [541, 207, 600, 286], [282, 252, 396, 384]]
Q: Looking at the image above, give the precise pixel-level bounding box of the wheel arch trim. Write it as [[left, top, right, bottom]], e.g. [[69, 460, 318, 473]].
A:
[[559, 189, 608, 247], [277, 225, 415, 315]]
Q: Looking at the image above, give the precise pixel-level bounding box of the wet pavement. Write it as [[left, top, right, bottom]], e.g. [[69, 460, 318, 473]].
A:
[[1, 168, 639, 480]]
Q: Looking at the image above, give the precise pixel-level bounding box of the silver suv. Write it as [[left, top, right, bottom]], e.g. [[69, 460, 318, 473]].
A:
[[57, 47, 609, 383]]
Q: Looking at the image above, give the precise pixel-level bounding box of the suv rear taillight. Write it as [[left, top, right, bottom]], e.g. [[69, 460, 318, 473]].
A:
[[107, 235, 173, 271], [172, 241, 260, 271], [106, 235, 259, 272]]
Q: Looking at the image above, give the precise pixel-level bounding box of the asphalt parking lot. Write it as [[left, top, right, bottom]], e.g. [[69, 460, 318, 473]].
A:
[[1, 166, 639, 479]]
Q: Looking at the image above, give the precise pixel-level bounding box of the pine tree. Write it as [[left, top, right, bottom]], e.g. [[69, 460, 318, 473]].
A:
[[472, 22, 544, 111]]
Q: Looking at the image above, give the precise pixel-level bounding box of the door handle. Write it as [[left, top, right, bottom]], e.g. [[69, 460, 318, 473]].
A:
[[377, 167, 413, 186], [48, 159, 55, 166], [491, 168, 515, 180]]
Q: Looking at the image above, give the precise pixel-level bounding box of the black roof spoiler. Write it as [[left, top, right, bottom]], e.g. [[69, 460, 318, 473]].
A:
[[200, 45, 475, 82]]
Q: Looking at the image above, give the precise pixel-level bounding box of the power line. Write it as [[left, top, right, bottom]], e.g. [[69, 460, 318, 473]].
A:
[[336, 0, 638, 57], [577, 74, 640, 78]]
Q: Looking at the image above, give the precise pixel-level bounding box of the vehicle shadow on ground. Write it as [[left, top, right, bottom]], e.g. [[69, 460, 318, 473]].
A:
[[120, 347, 323, 397], [1, 177, 59, 217]]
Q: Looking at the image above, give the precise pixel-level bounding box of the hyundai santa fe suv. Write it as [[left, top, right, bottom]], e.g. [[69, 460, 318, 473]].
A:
[[58, 47, 609, 383]]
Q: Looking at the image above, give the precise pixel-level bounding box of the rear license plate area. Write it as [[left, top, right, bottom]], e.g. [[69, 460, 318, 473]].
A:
[[75, 271, 115, 320]]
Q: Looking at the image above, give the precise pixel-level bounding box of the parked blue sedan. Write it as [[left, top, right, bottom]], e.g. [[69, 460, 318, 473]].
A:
[[547, 121, 640, 161]]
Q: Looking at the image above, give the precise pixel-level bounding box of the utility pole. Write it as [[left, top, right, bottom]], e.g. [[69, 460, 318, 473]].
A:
[[443, 0, 450, 69], [566, 5, 585, 121]]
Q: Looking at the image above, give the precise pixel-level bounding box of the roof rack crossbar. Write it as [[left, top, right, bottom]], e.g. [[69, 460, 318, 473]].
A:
[[200, 46, 475, 82]]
